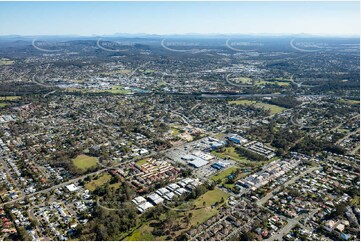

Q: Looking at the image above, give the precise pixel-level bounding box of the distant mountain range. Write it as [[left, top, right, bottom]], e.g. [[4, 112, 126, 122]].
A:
[[0, 33, 359, 41]]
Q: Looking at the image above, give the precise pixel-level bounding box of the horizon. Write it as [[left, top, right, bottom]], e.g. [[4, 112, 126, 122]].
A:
[[0, 1, 359, 36], [0, 33, 359, 38]]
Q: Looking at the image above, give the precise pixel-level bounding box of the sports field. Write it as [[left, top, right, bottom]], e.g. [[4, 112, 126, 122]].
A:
[[72, 154, 98, 170]]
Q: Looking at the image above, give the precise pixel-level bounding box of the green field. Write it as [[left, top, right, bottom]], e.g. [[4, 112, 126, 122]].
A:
[[212, 133, 225, 140], [66, 86, 132, 95], [211, 167, 239, 182], [85, 173, 112, 191], [230, 77, 290, 87], [135, 158, 149, 166], [142, 69, 156, 74], [0, 103, 8, 108], [339, 98, 360, 105], [257, 78, 291, 86], [228, 99, 285, 114], [212, 147, 272, 169], [171, 127, 181, 136], [194, 189, 229, 208], [0, 96, 21, 101], [116, 69, 132, 74], [232, 77, 253, 84], [229, 100, 255, 105], [126, 189, 229, 240], [187, 189, 229, 227], [100, 69, 131, 75], [211, 147, 249, 163], [351, 195, 360, 206], [107, 85, 132, 94], [72, 154, 98, 170]]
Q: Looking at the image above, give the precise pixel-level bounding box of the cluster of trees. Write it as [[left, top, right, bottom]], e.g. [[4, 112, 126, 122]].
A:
[[291, 136, 345, 155], [78, 182, 138, 240]]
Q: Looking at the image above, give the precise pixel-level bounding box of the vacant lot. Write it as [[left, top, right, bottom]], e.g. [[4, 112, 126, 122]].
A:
[[72, 154, 98, 170]]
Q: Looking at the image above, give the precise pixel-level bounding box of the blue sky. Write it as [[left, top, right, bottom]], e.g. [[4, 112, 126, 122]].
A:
[[0, 1, 359, 36]]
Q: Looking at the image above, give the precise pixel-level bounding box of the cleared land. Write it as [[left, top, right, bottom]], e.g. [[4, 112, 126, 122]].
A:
[[85, 173, 112, 191], [72, 154, 98, 170]]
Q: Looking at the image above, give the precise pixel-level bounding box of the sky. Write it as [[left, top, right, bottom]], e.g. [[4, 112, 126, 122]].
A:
[[0, 1, 359, 36]]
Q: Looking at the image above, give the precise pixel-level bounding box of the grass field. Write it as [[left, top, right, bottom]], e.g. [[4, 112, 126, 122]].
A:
[[85, 173, 112, 191], [0, 96, 21, 101], [125, 222, 158, 241], [211, 147, 249, 163], [194, 189, 229, 208], [65, 86, 132, 95], [339, 98, 360, 105], [211, 166, 250, 189], [213, 133, 225, 140], [232, 77, 253, 84], [72, 154, 98, 170], [100, 69, 131, 75], [257, 78, 291, 86], [228, 99, 285, 114], [171, 127, 181, 136], [212, 147, 271, 169], [135, 158, 149, 166], [0, 58, 14, 65], [351, 195, 360, 206], [211, 167, 239, 182], [0, 103, 8, 108], [259, 81, 290, 86], [188, 189, 229, 227], [107, 85, 132, 94], [229, 100, 255, 105], [230, 77, 290, 87], [142, 69, 156, 74], [126, 189, 229, 240]]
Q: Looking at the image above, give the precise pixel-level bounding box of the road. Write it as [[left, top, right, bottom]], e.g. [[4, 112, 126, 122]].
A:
[[225, 73, 253, 88], [266, 218, 299, 241], [256, 166, 320, 206], [336, 127, 359, 145], [0, 157, 26, 198], [255, 166, 321, 241], [0, 152, 152, 206]]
